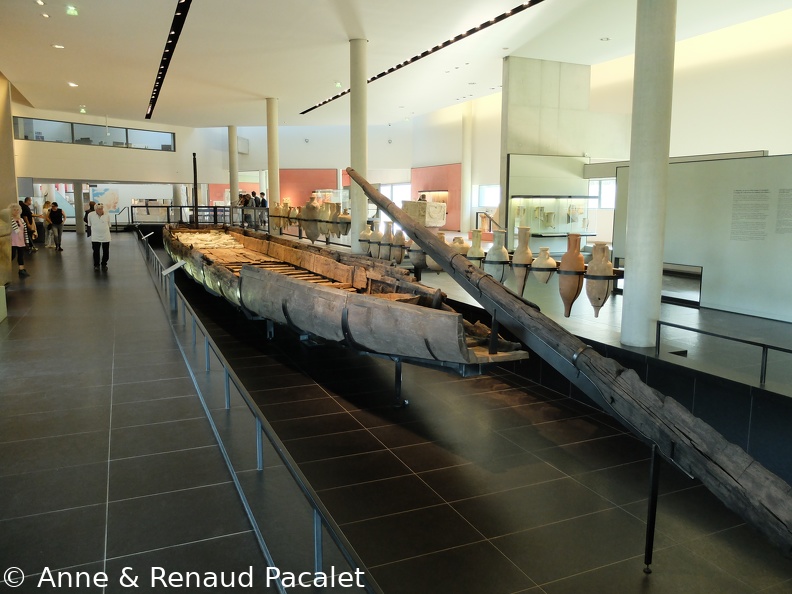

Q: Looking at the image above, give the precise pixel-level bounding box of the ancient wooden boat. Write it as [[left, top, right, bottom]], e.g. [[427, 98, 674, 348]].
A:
[[162, 224, 529, 368]]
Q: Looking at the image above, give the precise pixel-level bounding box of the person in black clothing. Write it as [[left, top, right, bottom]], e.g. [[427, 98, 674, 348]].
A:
[[83, 201, 96, 237], [49, 202, 66, 251], [19, 197, 37, 252], [252, 191, 261, 208]]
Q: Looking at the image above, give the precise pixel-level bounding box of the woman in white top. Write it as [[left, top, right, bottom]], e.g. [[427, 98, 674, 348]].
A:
[[87, 203, 112, 270]]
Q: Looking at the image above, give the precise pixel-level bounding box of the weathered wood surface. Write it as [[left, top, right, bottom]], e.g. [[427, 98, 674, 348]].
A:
[[163, 225, 530, 366], [346, 166, 792, 556]]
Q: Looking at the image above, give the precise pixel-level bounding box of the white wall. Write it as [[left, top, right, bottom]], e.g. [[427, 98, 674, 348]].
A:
[[590, 11, 792, 157], [614, 154, 792, 322]]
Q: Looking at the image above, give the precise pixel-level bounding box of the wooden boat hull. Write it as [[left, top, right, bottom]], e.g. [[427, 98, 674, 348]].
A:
[[163, 225, 528, 366]]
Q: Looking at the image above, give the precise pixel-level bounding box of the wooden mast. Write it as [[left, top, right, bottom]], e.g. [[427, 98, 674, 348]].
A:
[[346, 167, 792, 556]]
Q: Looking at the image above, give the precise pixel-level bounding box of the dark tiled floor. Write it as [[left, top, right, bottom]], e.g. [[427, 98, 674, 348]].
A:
[[2, 231, 791, 594], [0, 233, 278, 593]]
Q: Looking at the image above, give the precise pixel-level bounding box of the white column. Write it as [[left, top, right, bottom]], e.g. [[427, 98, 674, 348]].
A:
[[0, 77, 16, 206], [228, 125, 239, 205], [266, 98, 280, 205], [461, 102, 473, 234], [350, 38, 368, 253], [620, 0, 677, 347], [73, 182, 85, 234], [258, 169, 265, 197]]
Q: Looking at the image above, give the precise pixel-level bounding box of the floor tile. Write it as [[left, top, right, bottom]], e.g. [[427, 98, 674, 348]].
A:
[[104, 533, 279, 594], [319, 475, 445, 524], [109, 445, 231, 500], [370, 541, 536, 594], [106, 483, 250, 558], [540, 544, 753, 594], [0, 504, 106, 575], [0, 462, 107, 520], [110, 417, 216, 459], [299, 450, 411, 490], [418, 452, 564, 501], [339, 504, 484, 567], [110, 395, 205, 428], [451, 478, 613, 538], [0, 431, 109, 477], [493, 507, 673, 585], [683, 524, 792, 591]]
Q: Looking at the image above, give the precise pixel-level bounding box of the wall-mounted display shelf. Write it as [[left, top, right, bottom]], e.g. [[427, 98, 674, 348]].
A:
[[509, 195, 597, 252]]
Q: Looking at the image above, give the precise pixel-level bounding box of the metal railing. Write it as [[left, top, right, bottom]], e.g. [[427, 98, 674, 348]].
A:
[[136, 230, 381, 594], [655, 320, 792, 386]]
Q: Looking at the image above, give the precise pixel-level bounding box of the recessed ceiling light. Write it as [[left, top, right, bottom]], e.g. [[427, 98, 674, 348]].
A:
[[67, 82, 78, 87], [51, 44, 65, 49], [41, 13, 50, 18], [36, 0, 46, 5]]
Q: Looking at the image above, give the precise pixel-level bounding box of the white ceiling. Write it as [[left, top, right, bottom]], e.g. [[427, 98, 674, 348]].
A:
[[2, 0, 791, 129]]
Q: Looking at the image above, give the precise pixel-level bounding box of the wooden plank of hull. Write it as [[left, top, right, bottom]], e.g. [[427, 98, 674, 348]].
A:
[[239, 265, 472, 364], [165, 224, 530, 365]]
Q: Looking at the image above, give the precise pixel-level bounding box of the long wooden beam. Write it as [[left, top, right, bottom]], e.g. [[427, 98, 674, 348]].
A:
[[346, 167, 792, 556]]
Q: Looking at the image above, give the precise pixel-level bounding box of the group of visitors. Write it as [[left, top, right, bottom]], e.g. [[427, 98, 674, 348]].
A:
[[7, 197, 112, 279], [237, 190, 268, 227]]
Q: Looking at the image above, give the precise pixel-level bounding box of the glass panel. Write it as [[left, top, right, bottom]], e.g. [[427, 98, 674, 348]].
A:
[[127, 128, 174, 151], [600, 179, 616, 209], [73, 123, 127, 147], [478, 184, 500, 207], [13, 118, 72, 143]]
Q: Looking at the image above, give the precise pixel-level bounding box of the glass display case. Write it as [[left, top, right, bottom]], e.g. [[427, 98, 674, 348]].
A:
[[508, 195, 597, 252]]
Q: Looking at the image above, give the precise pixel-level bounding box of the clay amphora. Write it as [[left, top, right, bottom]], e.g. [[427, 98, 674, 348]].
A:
[[426, 232, 446, 271], [357, 222, 372, 255], [338, 209, 351, 236], [532, 247, 557, 284], [467, 229, 485, 267], [558, 233, 585, 317], [301, 196, 321, 243], [511, 226, 533, 297], [585, 241, 614, 317], [369, 221, 383, 259], [392, 229, 406, 264], [483, 229, 510, 283], [380, 221, 394, 261]]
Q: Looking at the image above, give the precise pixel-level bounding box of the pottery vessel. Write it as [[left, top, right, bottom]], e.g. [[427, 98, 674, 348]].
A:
[[483, 229, 510, 283], [338, 209, 351, 236], [558, 233, 585, 317], [531, 247, 557, 284], [357, 222, 372, 255], [585, 241, 614, 317], [392, 229, 406, 264], [408, 238, 426, 271], [301, 196, 321, 243], [467, 229, 485, 267], [451, 236, 471, 256], [369, 221, 383, 259], [426, 232, 446, 271], [511, 226, 533, 297], [380, 221, 394, 261]]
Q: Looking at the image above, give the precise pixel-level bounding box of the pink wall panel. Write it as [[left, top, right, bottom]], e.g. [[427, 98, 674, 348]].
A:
[[410, 164, 462, 231], [279, 169, 337, 207]]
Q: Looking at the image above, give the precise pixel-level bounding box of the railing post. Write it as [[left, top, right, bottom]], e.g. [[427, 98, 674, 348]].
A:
[[760, 346, 769, 385], [256, 418, 264, 471], [314, 509, 324, 575], [224, 368, 231, 409], [654, 322, 661, 357]]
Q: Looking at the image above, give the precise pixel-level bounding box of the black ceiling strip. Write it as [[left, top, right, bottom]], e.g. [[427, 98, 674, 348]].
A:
[[299, 0, 547, 115], [146, 0, 194, 119]]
